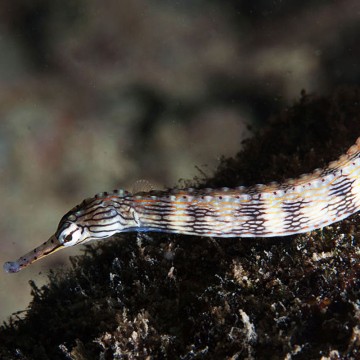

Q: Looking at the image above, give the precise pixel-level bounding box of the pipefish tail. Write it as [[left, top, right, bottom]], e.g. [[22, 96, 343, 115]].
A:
[[4, 137, 360, 273]]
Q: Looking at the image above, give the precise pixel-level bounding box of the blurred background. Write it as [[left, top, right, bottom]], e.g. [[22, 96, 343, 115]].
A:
[[0, 0, 359, 323]]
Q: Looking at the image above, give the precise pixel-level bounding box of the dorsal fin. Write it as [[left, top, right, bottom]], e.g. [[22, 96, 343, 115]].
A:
[[131, 179, 154, 195]]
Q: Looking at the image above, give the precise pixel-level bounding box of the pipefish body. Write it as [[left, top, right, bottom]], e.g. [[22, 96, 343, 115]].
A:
[[4, 137, 360, 273]]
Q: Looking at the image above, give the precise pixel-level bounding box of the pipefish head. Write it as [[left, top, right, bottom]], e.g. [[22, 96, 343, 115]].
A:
[[3, 191, 132, 273], [3, 211, 88, 274], [57, 188, 135, 246]]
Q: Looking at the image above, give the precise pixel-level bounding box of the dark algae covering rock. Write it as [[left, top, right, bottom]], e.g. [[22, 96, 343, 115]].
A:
[[1, 88, 360, 359]]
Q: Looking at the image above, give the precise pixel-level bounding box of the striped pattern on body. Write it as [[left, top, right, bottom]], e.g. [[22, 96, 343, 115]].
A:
[[4, 137, 360, 273]]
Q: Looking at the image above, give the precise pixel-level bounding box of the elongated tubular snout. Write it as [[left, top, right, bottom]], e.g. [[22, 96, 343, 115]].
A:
[[3, 235, 63, 273]]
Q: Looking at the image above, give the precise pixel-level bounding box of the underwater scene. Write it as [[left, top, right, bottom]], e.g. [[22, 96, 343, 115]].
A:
[[0, 1, 359, 359]]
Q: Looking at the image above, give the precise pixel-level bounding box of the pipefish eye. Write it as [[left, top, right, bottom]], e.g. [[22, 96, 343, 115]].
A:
[[56, 222, 84, 247], [64, 234, 73, 242]]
